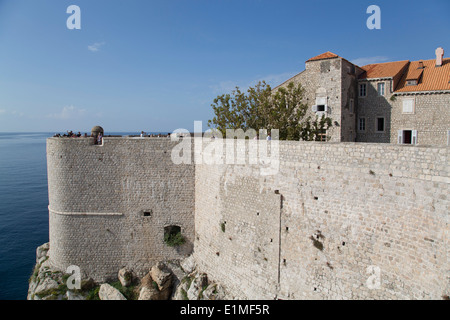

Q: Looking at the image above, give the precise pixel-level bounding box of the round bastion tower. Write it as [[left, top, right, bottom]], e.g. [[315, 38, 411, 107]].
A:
[[46, 127, 195, 282]]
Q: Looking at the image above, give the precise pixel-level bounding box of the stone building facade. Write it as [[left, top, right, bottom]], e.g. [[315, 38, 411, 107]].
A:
[[276, 48, 450, 146], [274, 52, 365, 143]]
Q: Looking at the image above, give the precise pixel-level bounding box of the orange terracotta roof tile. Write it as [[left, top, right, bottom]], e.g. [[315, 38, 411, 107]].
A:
[[359, 60, 409, 79], [306, 51, 340, 62], [395, 58, 450, 92], [406, 68, 423, 81]]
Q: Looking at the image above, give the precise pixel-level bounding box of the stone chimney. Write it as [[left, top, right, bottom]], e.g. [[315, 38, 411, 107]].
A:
[[435, 47, 444, 67]]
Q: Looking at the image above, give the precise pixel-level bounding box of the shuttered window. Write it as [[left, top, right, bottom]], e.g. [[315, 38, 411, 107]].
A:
[[402, 98, 415, 114]]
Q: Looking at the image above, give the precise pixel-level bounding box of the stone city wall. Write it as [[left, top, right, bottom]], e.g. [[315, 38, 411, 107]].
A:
[[193, 138, 449, 299], [47, 137, 448, 299]]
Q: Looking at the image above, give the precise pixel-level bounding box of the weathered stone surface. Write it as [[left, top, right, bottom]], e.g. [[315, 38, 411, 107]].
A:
[[173, 279, 189, 300], [150, 262, 172, 292], [36, 242, 49, 263], [118, 267, 133, 287], [138, 286, 160, 300], [182, 272, 209, 300], [66, 290, 86, 300], [98, 283, 126, 300], [181, 255, 196, 274], [137, 272, 161, 300], [34, 277, 59, 296], [202, 284, 217, 300], [187, 283, 199, 300]]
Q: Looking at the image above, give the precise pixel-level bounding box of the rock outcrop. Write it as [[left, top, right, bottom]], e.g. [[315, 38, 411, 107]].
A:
[[118, 267, 133, 287], [172, 256, 227, 300], [27, 243, 64, 300], [98, 283, 127, 300], [137, 262, 173, 300], [28, 243, 228, 300]]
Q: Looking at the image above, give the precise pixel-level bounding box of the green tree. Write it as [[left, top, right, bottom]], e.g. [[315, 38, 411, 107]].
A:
[[208, 81, 332, 141]]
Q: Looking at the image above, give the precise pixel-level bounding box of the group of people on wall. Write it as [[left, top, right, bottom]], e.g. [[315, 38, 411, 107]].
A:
[[52, 131, 103, 144], [53, 130, 85, 138]]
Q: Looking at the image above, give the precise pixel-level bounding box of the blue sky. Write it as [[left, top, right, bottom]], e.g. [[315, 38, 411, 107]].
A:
[[0, 0, 449, 133]]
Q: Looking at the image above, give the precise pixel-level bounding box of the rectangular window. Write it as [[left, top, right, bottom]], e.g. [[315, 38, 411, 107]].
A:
[[349, 99, 354, 114], [358, 117, 366, 132], [376, 117, 385, 132], [398, 130, 418, 145], [402, 98, 415, 114], [317, 105, 326, 112], [143, 210, 153, 217], [359, 83, 367, 97], [315, 129, 327, 142], [377, 82, 385, 96]]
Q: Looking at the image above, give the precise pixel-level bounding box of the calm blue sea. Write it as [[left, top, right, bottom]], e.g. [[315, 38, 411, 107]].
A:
[[0, 131, 167, 300], [0, 132, 50, 300]]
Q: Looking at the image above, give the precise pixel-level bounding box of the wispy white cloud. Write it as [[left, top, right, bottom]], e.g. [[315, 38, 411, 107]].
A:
[[209, 72, 297, 95], [209, 81, 240, 95], [11, 110, 25, 117], [0, 109, 26, 117], [46, 106, 87, 120], [351, 56, 390, 67], [88, 41, 106, 52], [251, 72, 297, 87]]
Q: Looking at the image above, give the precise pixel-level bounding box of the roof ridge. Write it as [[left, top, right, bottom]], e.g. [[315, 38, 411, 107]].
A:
[[362, 59, 410, 67], [306, 51, 340, 62]]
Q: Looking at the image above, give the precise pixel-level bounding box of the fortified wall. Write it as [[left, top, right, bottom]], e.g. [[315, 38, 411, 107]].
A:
[[46, 136, 449, 299], [47, 137, 195, 282]]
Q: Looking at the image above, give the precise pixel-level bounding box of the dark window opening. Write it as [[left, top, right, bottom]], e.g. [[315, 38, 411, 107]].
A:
[[359, 84, 367, 97], [317, 105, 326, 112], [403, 130, 412, 144], [143, 210, 152, 217], [359, 118, 366, 131], [399, 130, 417, 145], [376, 118, 385, 132]]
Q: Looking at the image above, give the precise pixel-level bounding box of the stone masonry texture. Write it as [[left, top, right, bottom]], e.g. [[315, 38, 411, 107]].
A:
[[47, 137, 195, 282], [47, 136, 449, 299]]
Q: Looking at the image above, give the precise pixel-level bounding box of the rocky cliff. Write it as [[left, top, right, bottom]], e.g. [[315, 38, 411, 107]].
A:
[[28, 243, 228, 300]]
